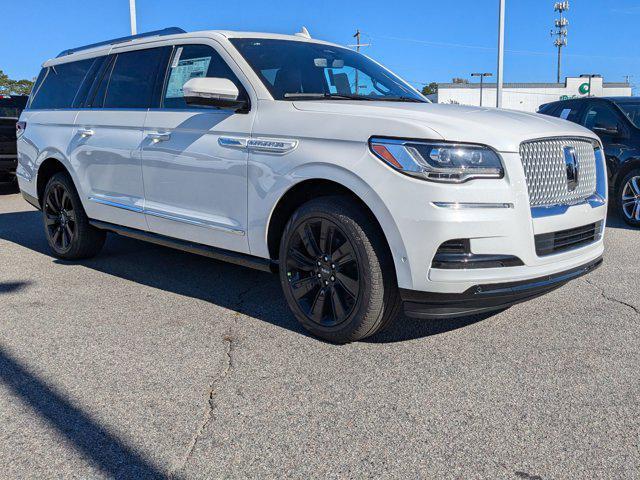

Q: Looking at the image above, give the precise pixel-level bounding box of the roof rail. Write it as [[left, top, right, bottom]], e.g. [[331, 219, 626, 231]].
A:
[[56, 27, 186, 58]]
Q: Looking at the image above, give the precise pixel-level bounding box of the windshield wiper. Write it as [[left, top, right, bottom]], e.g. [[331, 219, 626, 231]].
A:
[[373, 96, 425, 103], [283, 93, 375, 101]]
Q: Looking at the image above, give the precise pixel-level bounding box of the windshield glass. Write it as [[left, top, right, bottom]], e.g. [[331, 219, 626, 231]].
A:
[[615, 101, 640, 129], [230, 38, 426, 102]]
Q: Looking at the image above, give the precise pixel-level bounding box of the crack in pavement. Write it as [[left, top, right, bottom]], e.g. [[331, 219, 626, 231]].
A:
[[170, 333, 235, 480], [583, 278, 639, 316], [169, 279, 265, 478]]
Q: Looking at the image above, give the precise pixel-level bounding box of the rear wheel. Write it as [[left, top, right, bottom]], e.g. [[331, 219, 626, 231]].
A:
[[43, 172, 106, 259], [618, 169, 640, 227], [279, 196, 401, 343]]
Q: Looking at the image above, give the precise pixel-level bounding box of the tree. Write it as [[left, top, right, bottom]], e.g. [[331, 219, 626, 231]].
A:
[[452, 77, 469, 84], [0, 70, 35, 95], [421, 82, 438, 96]]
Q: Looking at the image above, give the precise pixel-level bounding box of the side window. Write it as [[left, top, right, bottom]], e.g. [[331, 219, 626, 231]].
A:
[[103, 48, 164, 109], [29, 58, 94, 110], [582, 103, 620, 130], [163, 44, 245, 109]]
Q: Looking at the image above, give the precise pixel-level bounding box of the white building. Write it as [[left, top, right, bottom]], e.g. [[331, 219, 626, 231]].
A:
[[429, 76, 632, 112]]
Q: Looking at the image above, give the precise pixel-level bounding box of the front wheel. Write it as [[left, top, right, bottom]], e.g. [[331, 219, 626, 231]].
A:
[[618, 169, 640, 227], [279, 196, 401, 343]]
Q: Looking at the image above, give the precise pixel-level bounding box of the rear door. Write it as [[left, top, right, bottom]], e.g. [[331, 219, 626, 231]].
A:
[[140, 42, 254, 252], [72, 47, 168, 230]]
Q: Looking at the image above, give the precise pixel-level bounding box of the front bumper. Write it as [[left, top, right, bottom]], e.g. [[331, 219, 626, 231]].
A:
[[401, 256, 602, 319]]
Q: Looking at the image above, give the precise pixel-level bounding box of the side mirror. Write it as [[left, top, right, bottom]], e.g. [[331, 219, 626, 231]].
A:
[[183, 77, 247, 111], [593, 123, 619, 135]]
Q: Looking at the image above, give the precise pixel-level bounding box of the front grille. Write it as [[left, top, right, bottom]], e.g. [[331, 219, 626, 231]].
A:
[[535, 221, 603, 256], [520, 138, 597, 207]]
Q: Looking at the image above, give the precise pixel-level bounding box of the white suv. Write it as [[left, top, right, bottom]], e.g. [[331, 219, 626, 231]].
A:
[[17, 28, 607, 343]]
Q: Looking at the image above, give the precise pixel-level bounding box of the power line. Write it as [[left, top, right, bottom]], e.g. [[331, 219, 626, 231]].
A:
[[366, 33, 640, 62]]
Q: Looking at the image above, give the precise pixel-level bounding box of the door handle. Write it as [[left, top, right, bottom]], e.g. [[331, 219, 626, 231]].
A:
[[78, 128, 94, 137], [147, 131, 171, 143]]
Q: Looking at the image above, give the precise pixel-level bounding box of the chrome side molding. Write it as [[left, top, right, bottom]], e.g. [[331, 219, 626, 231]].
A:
[[145, 208, 245, 236], [88, 196, 245, 235], [88, 196, 144, 213]]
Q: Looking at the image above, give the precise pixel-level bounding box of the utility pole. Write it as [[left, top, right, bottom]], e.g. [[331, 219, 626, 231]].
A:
[[129, 0, 137, 35], [552, 2, 569, 83], [472, 73, 493, 107], [496, 0, 505, 108]]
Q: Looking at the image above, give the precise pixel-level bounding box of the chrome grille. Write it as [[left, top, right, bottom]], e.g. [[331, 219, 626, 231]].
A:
[[520, 138, 597, 207]]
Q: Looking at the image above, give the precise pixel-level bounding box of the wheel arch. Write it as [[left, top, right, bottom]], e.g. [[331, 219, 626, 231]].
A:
[[613, 158, 640, 193], [36, 157, 70, 208], [264, 167, 412, 288]]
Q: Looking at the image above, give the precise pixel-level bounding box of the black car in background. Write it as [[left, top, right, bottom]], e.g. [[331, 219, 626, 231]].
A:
[[539, 97, 640, 227], [0, 95, 28, 185]]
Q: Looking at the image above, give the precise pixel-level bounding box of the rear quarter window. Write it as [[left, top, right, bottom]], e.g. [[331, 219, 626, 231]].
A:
[[29, 59, 94, 110]]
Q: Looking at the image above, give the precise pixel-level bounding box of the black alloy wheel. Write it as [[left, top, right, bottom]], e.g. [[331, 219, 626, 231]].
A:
[[285, 217, 360, 327], [44, 182, 77, 253], [279, 196, 401, 343], [42, 172, 106, 259]]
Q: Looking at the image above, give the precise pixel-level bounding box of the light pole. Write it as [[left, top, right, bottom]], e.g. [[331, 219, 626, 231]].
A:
[[496, 0, 505, 108], [580, 74, 601, 98], [471, 73, 493, 107], [129, 0, 137, 35]]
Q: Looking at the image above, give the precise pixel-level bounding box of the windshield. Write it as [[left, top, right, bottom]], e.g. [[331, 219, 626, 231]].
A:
[[230, 38, 426, 103], [615, 101, 640, 129]]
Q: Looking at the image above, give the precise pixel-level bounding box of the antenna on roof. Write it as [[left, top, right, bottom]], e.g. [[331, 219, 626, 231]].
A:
[[295, 26, 311, 39]]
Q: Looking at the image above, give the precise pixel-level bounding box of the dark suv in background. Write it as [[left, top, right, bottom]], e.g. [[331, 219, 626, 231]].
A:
[[0, 95, 28, 186], [539, 97, 640, 227]]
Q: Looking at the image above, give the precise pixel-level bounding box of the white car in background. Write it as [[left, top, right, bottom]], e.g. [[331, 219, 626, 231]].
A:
[[16, 28, 607, 343]]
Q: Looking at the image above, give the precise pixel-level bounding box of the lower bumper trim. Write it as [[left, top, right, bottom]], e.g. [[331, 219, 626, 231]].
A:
[[401, 256, 603, 319]]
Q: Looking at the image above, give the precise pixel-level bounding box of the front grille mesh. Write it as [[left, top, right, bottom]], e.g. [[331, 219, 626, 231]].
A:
[[520, 138, 597, 207]]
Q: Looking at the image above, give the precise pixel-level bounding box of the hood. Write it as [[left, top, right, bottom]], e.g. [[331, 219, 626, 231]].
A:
[[292, 101, 599, 152]]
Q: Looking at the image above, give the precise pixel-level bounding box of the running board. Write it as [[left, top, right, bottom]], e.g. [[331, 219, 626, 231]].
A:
[[89, 220, 276, 273]]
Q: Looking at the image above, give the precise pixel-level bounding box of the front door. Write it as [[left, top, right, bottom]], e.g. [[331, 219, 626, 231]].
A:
[[140, 43, 254, 253]]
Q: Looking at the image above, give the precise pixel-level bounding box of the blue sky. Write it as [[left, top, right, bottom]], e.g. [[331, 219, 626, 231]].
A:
[[2, 0, 639, 91]]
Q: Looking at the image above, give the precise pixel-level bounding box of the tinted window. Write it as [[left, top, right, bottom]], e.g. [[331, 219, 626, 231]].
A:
[[582, 103, 620, 130], [230, 38, 425, 102], [103, 48, 163, 108], [0, 96, 28, 117], [163, 44, 245, 109], [30, 59, 94, 109], [614, 101, 640, 129]]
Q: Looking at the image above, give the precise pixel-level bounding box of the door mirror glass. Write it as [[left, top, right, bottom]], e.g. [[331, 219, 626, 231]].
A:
[[593, 123, 619, 135], [183, 77, 247, 110]]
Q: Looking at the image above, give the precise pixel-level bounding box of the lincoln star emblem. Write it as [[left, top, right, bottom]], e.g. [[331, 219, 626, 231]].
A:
[[563, 146, 579, 191]]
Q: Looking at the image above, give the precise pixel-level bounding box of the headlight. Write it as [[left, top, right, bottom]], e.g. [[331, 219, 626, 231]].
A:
[[369, 137, 504, 183]]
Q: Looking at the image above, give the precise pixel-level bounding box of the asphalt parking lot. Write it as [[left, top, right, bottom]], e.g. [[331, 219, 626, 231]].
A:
[[0, 184, 638, 479]]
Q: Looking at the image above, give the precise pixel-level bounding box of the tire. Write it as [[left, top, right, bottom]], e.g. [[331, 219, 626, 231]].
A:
[[617, 169, 640, 227], [278, 195, 401, 343], [42, 171, 106, 259]]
